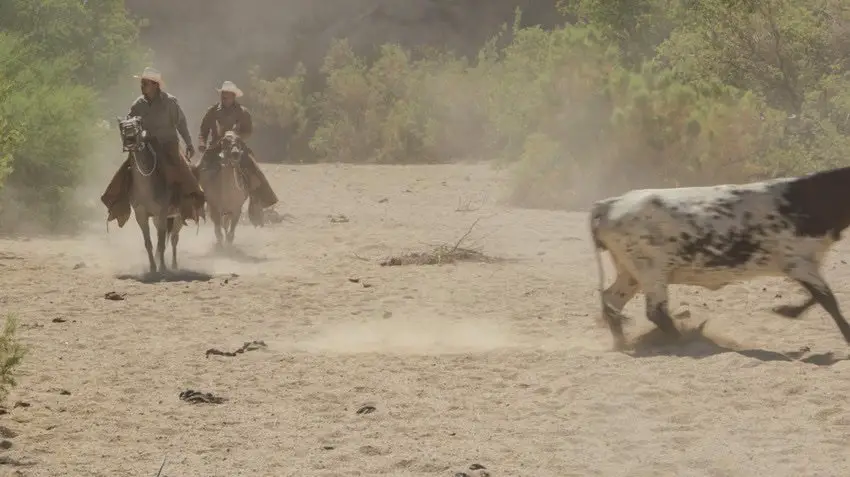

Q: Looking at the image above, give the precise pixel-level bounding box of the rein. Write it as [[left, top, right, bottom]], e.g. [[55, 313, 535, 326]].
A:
[[132, 143, 158, 177]]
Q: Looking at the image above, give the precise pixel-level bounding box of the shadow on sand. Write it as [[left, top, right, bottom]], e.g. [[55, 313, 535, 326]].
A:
[[202, 245, 271, 264], [115, 269, 214, 284], [624, 322, 850, 366]]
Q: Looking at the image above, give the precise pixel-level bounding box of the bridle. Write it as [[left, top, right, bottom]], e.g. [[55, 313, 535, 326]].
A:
[[117, 115, 156, 177]]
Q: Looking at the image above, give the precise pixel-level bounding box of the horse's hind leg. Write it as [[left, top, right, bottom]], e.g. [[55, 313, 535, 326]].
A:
[[226, 209, 241, 246], [136, 211, 156, 273], [170, 218, 183, 270]]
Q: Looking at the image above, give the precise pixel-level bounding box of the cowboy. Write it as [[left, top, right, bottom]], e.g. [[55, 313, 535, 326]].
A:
[[101, 67, 205, 225], [197, 80, 278, 225]]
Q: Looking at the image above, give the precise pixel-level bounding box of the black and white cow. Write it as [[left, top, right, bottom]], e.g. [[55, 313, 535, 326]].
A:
[[589, 166, 850, 349]]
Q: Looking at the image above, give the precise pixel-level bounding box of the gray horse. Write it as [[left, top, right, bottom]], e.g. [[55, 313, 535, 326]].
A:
[[199, 121, 249, 248], [117, 116, 185, 273]]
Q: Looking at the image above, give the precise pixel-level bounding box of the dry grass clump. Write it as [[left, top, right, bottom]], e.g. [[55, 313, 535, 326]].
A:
[[380, 219, 501, 266]]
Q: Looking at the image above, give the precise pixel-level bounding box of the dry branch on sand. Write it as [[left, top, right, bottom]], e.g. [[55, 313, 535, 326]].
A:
[[380, 218, 500, 266]]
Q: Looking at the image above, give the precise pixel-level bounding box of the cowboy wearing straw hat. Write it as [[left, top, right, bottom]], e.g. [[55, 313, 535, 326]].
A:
[[101, 67, 205, 226], [197, 80, 278, 226]]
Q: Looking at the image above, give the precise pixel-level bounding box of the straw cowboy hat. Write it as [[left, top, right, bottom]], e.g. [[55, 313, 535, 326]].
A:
[[133, 66, 164, 87], [216, 80, 243, 98]]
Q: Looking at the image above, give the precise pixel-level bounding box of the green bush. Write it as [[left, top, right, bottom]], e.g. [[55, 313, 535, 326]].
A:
[[0, 1, 144, 232], [198, 0, 850, 208], [0, 315, 25, 405]]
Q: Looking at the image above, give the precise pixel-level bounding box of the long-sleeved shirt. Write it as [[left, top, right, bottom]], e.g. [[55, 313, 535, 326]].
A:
[[128, 91, 193, 147], [198, 102, 253, 146]]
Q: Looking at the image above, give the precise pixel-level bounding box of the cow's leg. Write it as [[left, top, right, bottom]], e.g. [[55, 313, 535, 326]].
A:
[[784, 262, 850, 343], [600, 269, 640, 349], [773, 296, 816, 319], [644, 281, 680, 337]]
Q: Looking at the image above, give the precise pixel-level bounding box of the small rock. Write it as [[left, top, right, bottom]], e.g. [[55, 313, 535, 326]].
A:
[[356, 404, 376, 415], [0, 440, 12, 450], [13, 401, 29, 409], [348, 278, 361, 283], [104, 291, 125, 301], [0, 426, 18, 438], [72, 262, 86, 270], [51, 317, 67, 323]]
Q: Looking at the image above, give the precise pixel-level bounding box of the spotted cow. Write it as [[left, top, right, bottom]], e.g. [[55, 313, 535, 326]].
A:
[[589, 166, 850, 349]]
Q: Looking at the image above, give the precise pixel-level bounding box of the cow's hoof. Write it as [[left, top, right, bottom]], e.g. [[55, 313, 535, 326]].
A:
[[772, 305, 802, 319], [612, 336, 628, 352]]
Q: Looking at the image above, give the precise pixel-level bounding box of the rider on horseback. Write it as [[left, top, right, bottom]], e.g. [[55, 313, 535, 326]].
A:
[[197, 80, 278, 226], [101, 67, 205, 226]]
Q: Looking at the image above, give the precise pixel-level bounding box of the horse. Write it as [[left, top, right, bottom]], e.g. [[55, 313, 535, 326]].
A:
[[198, 120, 249, 248], [116, 115, 185, 274]]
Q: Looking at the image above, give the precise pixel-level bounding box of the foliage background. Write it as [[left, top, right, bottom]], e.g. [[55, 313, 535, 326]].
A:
[[2, 0, 849, 232]]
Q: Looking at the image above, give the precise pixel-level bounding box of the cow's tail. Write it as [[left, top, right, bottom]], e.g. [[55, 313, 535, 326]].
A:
[[589, 201, 610, 314], [589, 200, 629, 326]]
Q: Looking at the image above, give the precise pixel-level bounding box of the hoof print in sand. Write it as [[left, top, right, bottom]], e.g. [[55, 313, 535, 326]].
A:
[[205, 340, 268, 358], [104, 291, 125, 301], [179, 389, 227, 404], [356, 404, 377, 415]]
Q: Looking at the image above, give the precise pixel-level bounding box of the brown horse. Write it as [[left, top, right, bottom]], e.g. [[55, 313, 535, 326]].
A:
[[199, 121, 249, 248], [117, 116, 185, 273]]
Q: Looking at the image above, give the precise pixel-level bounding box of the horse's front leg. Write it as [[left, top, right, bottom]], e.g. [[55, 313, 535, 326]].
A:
[[155, 211, 168, 273], [170, 220, 181, 270], [136, 211, 156, 273], [226, 208, 241, 245], [210, 205, 224, 249]]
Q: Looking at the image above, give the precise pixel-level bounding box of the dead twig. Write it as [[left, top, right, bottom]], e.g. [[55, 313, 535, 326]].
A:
[[155, 455, 167, 477], [380, 218, 500, 266], [455, 195, 483, 213], [206, 340, 267, 358]]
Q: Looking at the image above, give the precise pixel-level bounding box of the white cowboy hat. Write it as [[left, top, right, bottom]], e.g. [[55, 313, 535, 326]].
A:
[[133, 66, 164, 87], [216, 80, 243, 98]]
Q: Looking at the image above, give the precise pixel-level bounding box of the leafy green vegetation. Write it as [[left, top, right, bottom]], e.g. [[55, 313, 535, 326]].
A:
[[0, 315, 25, 405], [0, 0, 144, 231], [251, 0, 850, 209]]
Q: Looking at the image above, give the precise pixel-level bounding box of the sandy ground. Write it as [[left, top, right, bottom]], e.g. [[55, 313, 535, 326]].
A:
[[3, 163, 850, 477]]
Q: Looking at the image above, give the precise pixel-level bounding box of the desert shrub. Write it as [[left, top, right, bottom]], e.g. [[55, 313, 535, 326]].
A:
[[0, 315, 26, 405], [249, 63, 315, 161], [248, 0, 850, 208], [0, 1, 144, 232]]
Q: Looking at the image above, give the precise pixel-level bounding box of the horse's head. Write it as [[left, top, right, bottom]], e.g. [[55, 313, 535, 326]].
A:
[[215, 121, 245, 166], [117, 115, 146, 152]]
